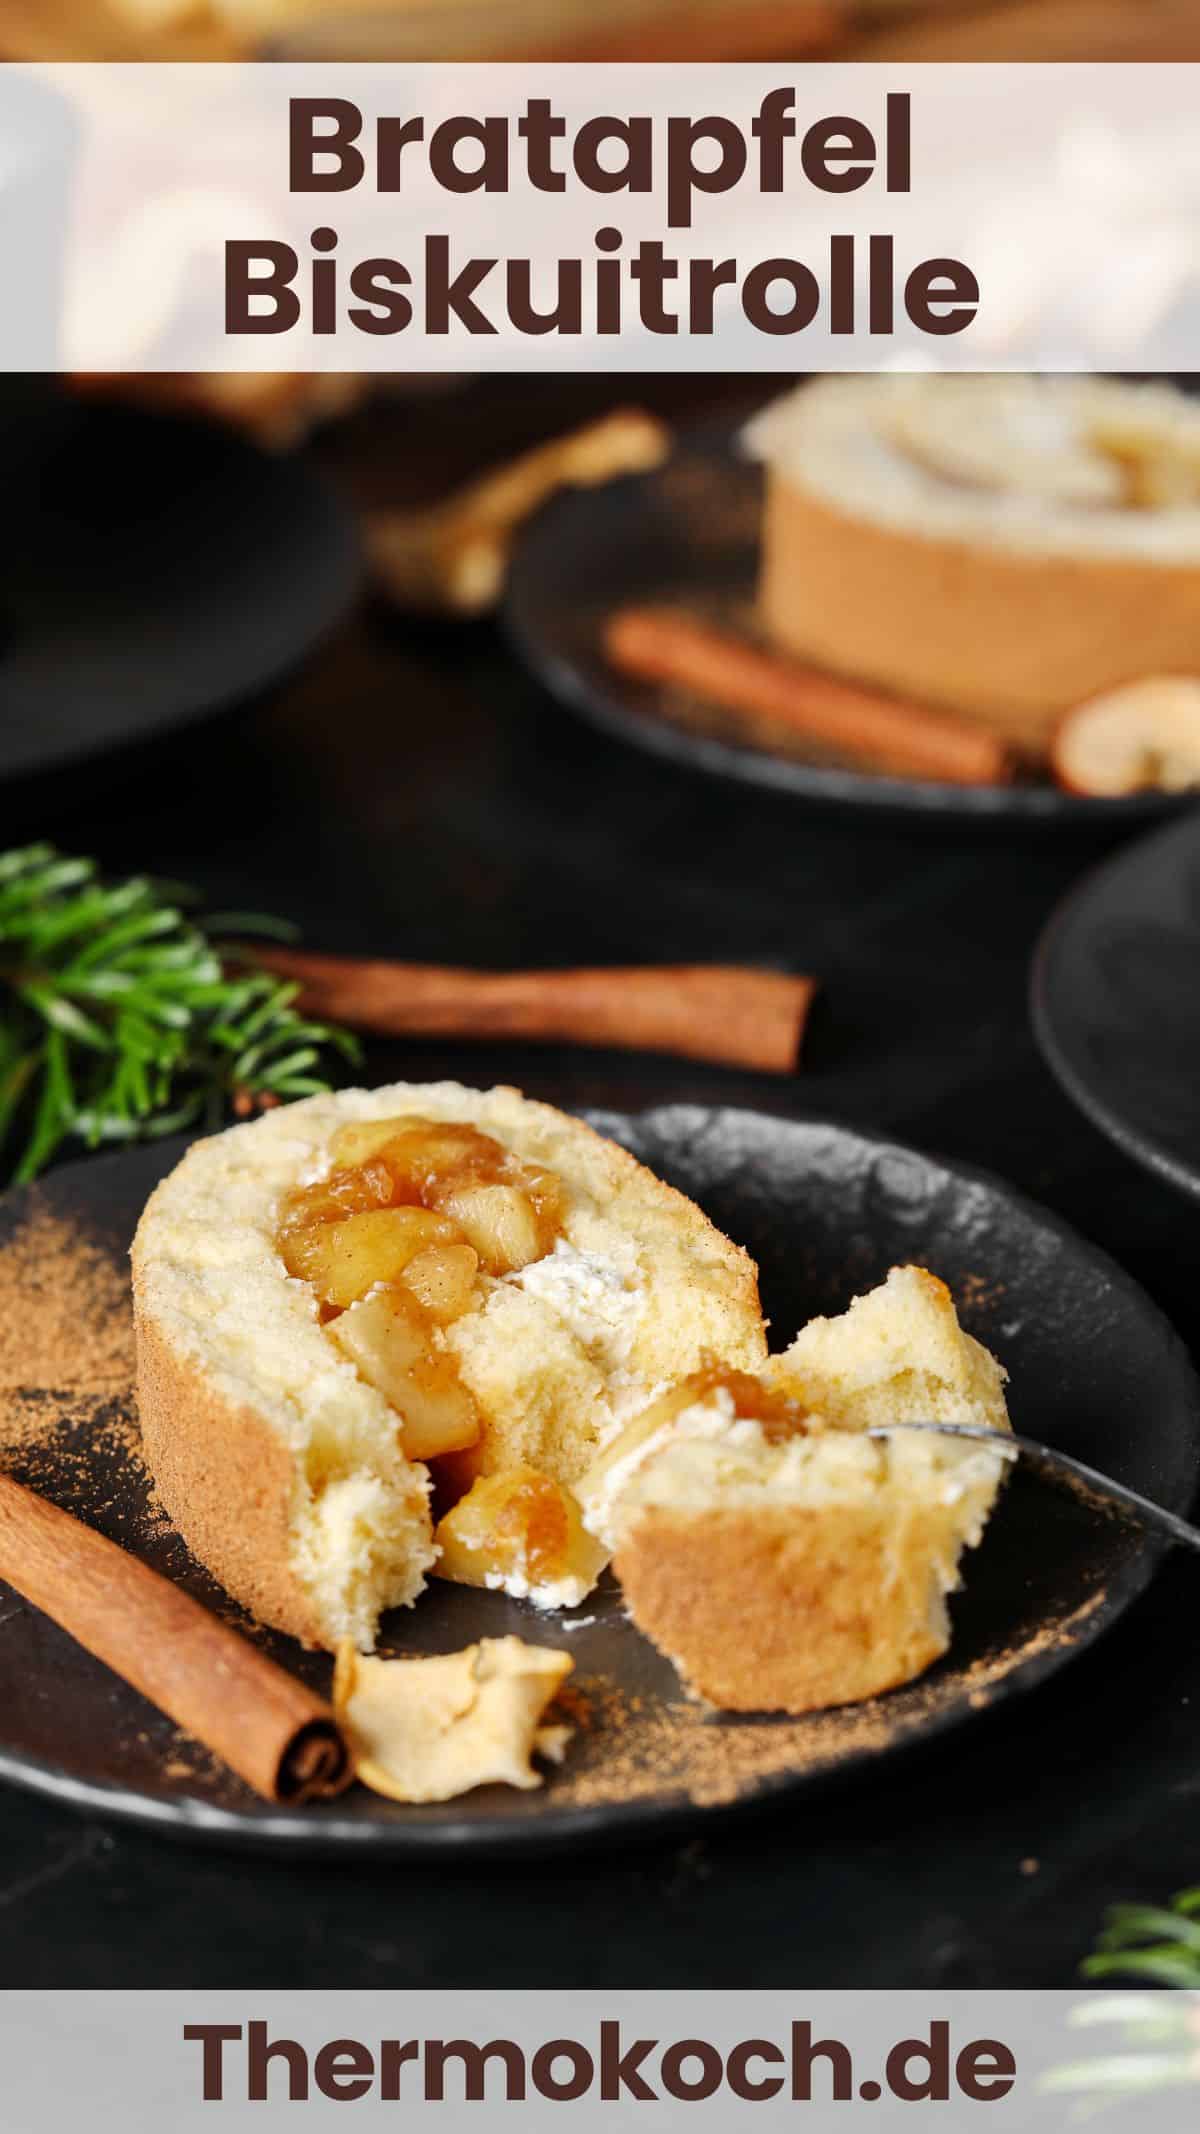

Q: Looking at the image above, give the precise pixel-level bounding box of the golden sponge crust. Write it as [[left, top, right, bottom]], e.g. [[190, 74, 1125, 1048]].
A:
[[614, 1496, 968, 1713], [760, 471, 1200, 749], [751, 376, 1200, 751], [134, 1307, 330, 1649]]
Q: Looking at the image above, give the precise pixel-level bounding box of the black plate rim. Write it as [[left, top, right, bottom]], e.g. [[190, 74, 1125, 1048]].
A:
[[0, 1104, 1196, 1856], [1032, 809, 1200, 1202], [0, 405, 362, 785], [503, 443, 1188, 827]]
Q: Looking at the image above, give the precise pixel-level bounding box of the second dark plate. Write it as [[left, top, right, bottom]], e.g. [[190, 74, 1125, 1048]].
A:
[[0, 1104, 1196, 1855], [504, 436, 1185, 826], [0, 401, 359, 781], [1034, 809, 1200, 1199]]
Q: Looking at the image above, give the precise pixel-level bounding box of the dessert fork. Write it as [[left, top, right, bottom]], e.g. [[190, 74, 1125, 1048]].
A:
[[867, 1422, 1200, 1554]]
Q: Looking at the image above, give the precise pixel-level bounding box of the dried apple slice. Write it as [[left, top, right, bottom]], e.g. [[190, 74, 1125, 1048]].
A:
[[333, 1637, 573, 1801], [1052, 677, 1200, 796]]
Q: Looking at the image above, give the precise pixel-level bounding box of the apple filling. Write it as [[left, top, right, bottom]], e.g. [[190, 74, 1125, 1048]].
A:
[[585, 1360, 812, 1495], [434, 1466, 609, 1606], [277, 1113, 600, 1601]]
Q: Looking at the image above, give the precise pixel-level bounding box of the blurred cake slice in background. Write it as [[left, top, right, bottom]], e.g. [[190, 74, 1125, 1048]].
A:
[[747, 375, 1200, 754]]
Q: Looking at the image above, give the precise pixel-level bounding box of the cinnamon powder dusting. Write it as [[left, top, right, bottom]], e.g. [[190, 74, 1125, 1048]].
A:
[[0, 1200, 1108, 1821], [545, 1579, 1110, 1813], [548, 1674, 898, 1809], [0, 1200, 135, 1455]]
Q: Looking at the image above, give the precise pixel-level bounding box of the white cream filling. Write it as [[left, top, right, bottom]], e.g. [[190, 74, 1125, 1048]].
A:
[[510, 1237, 645, 1374], [482, 1567, 595, 1611]]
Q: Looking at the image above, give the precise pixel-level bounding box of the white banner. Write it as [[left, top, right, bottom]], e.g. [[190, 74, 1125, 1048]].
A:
[[3, 1989, 1200, 2127], [5, 62, 1200, 371]]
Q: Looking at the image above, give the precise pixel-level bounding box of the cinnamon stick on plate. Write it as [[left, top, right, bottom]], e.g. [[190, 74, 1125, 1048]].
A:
[[255, 952, 816, 1075], [0, 1473, 351, 1804], [605, 607, 1015, 788]]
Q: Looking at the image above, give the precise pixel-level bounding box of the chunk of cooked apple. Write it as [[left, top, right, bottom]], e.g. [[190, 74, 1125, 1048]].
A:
[[330, 1115, 495, 1196], [277, 1110, 574, 1487], [434, 1466, 608, 1598], [279, 1159, 393, 1233], [434, 1182, 544, 1274], [280, 1206, 462, 1308], [399, 1242, 479, 1324], [328, 1286, 481, 1461], [326, 1112, 564, 1272]]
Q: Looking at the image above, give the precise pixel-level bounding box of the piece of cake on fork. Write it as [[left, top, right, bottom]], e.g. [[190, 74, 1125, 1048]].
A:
[[581, 1266, 1011, 1713]]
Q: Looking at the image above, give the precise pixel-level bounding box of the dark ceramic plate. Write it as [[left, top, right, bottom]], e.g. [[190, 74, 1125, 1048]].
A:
[[504, 438, 1183, 826], [0, 1106, 1196, 1855], [1033, 809, 1200, 1199], [0, 402, 359, 780]]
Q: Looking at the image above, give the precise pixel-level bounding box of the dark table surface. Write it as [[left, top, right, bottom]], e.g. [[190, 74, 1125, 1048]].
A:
[[3, 374, 1198, 1990]]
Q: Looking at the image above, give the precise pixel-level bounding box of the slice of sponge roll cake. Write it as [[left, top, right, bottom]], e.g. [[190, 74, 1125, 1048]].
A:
[[580, 1267, 1011, 1713], [133, 1080, 766, 1650], [747, 375, 1200, 750]]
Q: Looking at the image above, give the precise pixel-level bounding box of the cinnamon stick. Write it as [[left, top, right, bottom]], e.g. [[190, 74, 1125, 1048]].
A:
[[605, 606, 1014, 788], [256, 951, 815, 1074], [0, 1473, 351, 1804]]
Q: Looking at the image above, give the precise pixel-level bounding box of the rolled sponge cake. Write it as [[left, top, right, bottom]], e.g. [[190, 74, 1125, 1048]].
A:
[[582, 1267, 1011, 1713], [132, 1080, 766, 1651], [747, 375, 1200, 749]]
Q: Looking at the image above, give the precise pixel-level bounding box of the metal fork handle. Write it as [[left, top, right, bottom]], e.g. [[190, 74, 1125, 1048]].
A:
[[865, 1421, 1200, 1556]]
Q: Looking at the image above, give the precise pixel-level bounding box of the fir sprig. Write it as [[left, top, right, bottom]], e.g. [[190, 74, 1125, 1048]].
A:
[[1081, 1890, 1200, 1987], [0, 844, 359, 1184]]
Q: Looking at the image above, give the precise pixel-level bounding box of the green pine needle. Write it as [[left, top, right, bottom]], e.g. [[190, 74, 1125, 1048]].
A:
[[0, 844, 359, 1185], [1082, 1889, 1200, 1986]]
